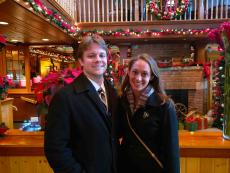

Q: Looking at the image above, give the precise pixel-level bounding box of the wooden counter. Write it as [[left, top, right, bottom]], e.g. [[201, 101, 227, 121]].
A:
[[179, 130, 230, 158], [0, 129, 44, 156], [0, 129, 230, 173]]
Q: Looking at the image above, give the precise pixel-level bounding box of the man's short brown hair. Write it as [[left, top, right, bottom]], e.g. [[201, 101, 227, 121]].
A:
[[77, 35, 108, 59]]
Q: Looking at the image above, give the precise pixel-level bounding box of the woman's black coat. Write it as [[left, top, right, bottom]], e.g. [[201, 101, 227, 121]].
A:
[[44, 73, 119, 173], [118, 92, 180, 173]]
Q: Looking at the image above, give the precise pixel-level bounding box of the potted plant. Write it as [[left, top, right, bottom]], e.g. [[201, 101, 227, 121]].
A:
[[0, 76, 13, 100]]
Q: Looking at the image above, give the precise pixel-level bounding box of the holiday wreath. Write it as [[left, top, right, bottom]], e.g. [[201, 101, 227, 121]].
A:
[[147, 0, 189, 20]]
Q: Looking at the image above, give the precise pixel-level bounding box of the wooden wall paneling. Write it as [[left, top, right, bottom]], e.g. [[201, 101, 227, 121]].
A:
[[1, 156, 229, 173], [0, 131, 229, 173], [0, 156, 10, 172], [180, 158, 230, 173], [213, 158, 229, 173], [229, 159, 230, 173], [0, 156, 53, 173], [200, 158, 215, 173], [35, 157, 53, 173], [180, 157, 186, 173], [17, 156, 37, 173], [185, 158, 200, 173], [9, 156, 20, 173]]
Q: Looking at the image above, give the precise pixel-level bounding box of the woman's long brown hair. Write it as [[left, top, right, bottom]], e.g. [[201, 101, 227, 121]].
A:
[[121, 53, 169, 104]]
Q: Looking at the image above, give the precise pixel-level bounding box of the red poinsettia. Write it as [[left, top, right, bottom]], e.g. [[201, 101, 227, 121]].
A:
[[0, 35, 6, 45], [220, 22, 230, 43], [34, 68, 82, 106], [208, 22, 230, 49], [202, 62, 211, 80], [208, 28, 224, 49], [0, 76, 14, 99], [0, 76, 14, 90]]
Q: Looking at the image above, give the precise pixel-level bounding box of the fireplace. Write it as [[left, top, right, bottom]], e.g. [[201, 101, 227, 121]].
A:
[[160, 67, 208, 114], [166, 89, 188, 110]]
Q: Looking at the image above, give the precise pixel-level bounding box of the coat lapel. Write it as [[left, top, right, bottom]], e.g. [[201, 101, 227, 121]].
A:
[[87, 88, 108, 115], [122, 96, 133, 119], [104, 80, 113, 114], [72, 73, 111, 132]]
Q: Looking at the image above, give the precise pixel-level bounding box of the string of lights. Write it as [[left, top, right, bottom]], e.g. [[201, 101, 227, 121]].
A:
[[30, 48, 75, 63]]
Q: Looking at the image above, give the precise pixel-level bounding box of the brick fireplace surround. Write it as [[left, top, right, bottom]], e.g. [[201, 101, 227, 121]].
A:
[[160, 67, 208, 114]]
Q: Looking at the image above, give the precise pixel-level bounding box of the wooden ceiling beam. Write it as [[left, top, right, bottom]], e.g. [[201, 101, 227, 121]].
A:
[[0, 0, 75, 45]]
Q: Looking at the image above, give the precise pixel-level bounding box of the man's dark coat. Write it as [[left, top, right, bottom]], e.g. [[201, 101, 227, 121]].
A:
[[44, 73, 119, 173]]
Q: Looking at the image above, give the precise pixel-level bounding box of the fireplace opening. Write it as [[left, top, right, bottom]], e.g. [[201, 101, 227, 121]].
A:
[[166, 89, 188, 108], [166, 89, 189, 121], [166, 89, 188, 121]]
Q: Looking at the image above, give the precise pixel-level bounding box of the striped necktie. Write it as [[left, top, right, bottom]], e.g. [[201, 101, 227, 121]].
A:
[[98, 88, 107, 110]]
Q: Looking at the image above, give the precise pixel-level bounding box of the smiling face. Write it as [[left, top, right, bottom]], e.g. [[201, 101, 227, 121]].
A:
[[128, 59, 151, 95], [79, 43, 107, 81]]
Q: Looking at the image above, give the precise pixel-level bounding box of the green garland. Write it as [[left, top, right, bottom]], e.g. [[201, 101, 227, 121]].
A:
[[76, 28, 210, 39], [222, 31, 230, 139], [209, 22, 230, 137], [23, 0, 78, 35]]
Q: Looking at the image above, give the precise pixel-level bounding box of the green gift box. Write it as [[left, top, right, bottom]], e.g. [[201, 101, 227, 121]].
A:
[[188, 122, 198, 132]]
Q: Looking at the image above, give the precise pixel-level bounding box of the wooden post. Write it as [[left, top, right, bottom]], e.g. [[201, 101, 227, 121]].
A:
[[198, 0, 204, 19], [24, 46, 31, 93], [0, 47, 6, 76], [134, 0, 139, 21]]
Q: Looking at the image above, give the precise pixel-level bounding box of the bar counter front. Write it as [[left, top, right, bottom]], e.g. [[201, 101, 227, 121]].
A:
[[0, 129, 230, 173]]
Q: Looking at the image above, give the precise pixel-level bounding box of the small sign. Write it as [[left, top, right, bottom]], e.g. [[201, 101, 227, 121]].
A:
[[30, 117, 39, 123]]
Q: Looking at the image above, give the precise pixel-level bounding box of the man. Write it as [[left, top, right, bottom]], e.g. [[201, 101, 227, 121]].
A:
[[44, 35, 119, 173]]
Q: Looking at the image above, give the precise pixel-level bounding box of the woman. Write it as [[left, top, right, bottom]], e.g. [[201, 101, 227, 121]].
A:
[[118, 53, 180, 173]]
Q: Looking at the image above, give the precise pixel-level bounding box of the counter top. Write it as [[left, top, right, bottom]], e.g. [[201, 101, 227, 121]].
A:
[[0, 129, 230, 157], [0, 129, 44, 156], [179, 130, 230, 157]]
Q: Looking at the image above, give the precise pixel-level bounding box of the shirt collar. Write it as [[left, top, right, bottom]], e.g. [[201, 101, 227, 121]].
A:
[[87, 77, 105, 92]]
